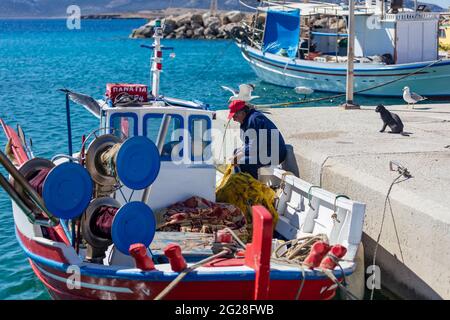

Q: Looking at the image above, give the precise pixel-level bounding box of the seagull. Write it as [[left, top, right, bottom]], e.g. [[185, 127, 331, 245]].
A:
[[58, 89, 101, 118], [403, 86, 427, 109], [294, 86, 314, 99], [220, 84, 260, 102]]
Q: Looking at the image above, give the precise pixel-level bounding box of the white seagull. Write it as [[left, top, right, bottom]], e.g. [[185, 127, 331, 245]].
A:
[[294, 86, 314, 99], [221, 84, 260, 102], [403, 86, 427, 109]]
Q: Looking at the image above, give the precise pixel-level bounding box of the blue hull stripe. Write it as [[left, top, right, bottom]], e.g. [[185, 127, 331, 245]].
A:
[[244, 48, 450, 74], [16, 229, 352, 282]]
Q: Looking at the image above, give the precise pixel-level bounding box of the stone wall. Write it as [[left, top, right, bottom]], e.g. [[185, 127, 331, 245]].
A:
[[130, 10, 253, 40]]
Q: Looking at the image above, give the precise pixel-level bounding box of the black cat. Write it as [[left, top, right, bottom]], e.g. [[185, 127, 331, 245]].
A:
[[375, 104, 404, 134]]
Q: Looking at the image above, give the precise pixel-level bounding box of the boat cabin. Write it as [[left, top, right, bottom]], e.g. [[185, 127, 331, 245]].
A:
[[100, 99, 216, 212]]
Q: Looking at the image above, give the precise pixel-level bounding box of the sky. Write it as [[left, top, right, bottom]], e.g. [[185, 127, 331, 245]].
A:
[[426, 0, 450, 8]]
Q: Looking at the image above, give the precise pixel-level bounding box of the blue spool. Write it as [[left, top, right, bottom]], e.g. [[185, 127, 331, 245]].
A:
[[116, 136, 161, 190], [42, 162, 93, 219], [111, 202, 156, 255]]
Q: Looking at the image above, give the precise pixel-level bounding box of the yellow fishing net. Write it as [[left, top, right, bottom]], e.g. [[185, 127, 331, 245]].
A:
[[216, 164, 279, 230]]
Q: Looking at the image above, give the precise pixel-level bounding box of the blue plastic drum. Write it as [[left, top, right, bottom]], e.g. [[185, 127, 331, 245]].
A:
[[42, 162, 93, 219], [111, 202, 156, 255], [116, 136, 161, 190]]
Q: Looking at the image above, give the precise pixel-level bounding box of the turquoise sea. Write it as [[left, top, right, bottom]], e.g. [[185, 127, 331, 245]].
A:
[[0, 19, 410, 300]]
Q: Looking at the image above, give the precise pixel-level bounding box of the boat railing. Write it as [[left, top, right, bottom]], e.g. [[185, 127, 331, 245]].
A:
[[312, 5, 374, 17], [382, 12, 440, 21], [242, 21, 264, 34], [272, 168, 365, 262]]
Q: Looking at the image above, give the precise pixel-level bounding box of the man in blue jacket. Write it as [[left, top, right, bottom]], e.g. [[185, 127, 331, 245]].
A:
[[228, 100, 287, 179]]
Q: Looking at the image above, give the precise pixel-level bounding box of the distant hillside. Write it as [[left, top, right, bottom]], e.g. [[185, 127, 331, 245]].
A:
[[0, 0, 444, 18]]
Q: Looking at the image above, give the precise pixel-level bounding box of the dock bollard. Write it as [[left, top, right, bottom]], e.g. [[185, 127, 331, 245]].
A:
[[129, 243, 155, 271], [164, 243, 187, 272]]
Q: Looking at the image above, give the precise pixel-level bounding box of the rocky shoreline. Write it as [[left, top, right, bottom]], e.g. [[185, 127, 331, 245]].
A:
[[130, 10, 253, 40]]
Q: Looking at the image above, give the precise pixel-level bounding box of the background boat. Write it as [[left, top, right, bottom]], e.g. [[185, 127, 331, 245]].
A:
[[237, 0, 450, 97]]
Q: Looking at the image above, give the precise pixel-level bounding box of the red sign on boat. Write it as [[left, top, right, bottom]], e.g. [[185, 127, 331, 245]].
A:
[[106, 83, 148, 103]]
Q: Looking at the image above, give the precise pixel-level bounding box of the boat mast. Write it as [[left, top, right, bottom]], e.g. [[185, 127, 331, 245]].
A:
[[152, 19, 163, 98], [342, 0, 359, 109]]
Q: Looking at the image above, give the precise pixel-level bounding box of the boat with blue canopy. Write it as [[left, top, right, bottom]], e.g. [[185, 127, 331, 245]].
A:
[[237, 0, 450, 97]]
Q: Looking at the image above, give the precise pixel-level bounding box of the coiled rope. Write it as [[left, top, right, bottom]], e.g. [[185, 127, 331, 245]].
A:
[[271, 234, 360, 300]]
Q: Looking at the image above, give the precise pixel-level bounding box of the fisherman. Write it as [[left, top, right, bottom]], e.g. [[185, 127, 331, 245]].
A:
[[228, 100, 287, 179]]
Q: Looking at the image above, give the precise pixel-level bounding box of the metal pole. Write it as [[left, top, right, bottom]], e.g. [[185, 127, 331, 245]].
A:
[[152, 20, 163, 98], [142, 19, 170, 204], [0, 173, 53, 227], [342, 0, 360, 109], [141, 114, 171, 204], [0, 173, 36, 224], [0, 150, 59, 226], [65, 93, 73, 157]]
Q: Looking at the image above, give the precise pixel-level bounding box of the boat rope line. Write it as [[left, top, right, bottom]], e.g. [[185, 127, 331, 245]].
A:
[[321, 268, 360, 300], [153, 248, 232, 300], [370, 166, 412, 300], [160, 39, 235, 87], [223, 227, 246, 249], [239, 0, 258, 11], [217, 118, 232, 165], [252, 59, 443, 109], [271, 234, 325, 299], [195, 40, 236, 79]]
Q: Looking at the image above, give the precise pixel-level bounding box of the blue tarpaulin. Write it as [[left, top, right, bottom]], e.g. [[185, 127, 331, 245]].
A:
[[262, 9, 301, 58]]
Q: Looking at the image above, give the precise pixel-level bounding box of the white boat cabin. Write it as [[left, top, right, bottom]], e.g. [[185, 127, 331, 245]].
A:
[[100, 101, 216, 212]]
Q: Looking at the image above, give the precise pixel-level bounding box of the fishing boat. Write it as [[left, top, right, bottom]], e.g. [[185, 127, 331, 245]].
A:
[[237, 0, 450, 97], [0, 20, 366, 300]]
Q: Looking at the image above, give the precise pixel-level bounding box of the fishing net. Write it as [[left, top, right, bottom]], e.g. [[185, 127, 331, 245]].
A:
[[157, 196, 249, 242], [216, 164, 279, 235]]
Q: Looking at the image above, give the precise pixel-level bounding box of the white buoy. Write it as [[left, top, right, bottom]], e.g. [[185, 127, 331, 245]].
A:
[[294, 86, 314, 95], [294, 86, 314, 99]]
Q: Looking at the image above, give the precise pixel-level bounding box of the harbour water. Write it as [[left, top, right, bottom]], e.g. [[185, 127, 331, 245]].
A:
[[0, 18, 426, 300]]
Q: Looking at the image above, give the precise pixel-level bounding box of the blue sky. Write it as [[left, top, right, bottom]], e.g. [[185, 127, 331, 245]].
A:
[[426, 0, 450, 8]]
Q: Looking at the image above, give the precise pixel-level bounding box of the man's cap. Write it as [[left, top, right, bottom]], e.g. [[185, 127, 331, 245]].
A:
[[227, 100, 246, 120]]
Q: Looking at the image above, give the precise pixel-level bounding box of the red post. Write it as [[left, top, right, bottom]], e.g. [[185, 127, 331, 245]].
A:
[[129, 243, 155, 271], [244, 205, 273, 300], [164, 243, 187, 272]]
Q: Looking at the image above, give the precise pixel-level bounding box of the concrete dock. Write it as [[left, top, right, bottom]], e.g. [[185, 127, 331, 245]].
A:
[[215, 103, 450, 300]]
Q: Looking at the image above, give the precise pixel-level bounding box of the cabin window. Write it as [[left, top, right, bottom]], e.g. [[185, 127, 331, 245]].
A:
[[109, 113, 138, 139], [188, 115, 211, 162], [143, 114, 184, 161]]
